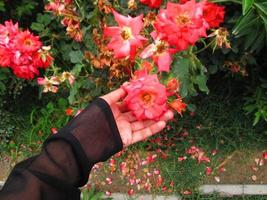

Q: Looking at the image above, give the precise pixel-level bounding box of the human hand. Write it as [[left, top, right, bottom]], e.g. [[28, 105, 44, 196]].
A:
[[101, 88, 174, 147]]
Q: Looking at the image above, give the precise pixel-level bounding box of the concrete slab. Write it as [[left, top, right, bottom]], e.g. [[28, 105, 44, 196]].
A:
[[244, 185, 267, 195], [199, 184, 244, 195]]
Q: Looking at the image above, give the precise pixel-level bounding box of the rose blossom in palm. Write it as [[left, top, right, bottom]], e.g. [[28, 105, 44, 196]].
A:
[[154, 1, 208, 51], [122, 72, 168, 120], [104, 10, 147, 59], [140, 0, 162, 8], [140, 31, 175, 72]]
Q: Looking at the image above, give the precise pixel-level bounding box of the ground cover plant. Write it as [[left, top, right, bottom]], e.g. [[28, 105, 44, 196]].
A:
[[0, 0, 267, 198]]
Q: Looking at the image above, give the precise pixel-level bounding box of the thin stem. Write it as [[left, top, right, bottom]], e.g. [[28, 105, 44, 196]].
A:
[[194, 41, 214, 54]]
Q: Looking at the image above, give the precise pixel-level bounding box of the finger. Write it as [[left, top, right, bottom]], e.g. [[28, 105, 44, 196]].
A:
[[160, 110, 174, 121], [121, 111, 137, 122], [131, 120, 155, 132], [132, 121, 166, 144], [101, 88, 126, 105]]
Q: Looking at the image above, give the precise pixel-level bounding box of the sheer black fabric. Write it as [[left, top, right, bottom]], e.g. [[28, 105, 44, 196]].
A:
[[0, 98, 123, 200]]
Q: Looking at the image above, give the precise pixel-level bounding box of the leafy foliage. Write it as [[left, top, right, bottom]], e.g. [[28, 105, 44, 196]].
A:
[[232, 0, 267, 52], [244, 79, 267, 125]]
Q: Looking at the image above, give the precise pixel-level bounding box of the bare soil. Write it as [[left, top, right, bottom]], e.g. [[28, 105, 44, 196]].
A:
[[1, 150, 266, 190], [206, 150, 267, 184], [0, 155, 12, 182]]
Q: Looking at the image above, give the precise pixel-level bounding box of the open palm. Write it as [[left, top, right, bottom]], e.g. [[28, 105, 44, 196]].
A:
[[101, 88, 173, 147]]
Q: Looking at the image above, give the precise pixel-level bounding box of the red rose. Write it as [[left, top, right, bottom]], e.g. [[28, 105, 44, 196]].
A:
[[140, 0, 162, 8], [203, 2, 225, 28]]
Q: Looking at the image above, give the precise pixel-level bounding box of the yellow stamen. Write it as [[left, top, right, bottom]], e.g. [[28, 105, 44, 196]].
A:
[[121, 27, 133, 40]]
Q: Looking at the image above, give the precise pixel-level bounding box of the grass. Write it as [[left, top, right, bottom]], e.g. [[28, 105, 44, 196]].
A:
[[0, 97, 70, 159]]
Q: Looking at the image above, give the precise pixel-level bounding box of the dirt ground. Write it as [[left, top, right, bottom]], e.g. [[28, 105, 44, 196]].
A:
[[206, 150, 267, 184], [1, 150, 266, 187], [0, 155, 12, 182]]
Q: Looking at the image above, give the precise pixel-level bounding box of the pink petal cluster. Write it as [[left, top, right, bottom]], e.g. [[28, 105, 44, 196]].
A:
[[0, 21, 53, 79], [186, 146, 210, 164], [104, 11, 147, 59], [122, 71, 168, 120], [154, 1, 208, 51]]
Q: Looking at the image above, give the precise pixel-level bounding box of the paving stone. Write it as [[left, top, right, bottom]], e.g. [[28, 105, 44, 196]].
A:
[[199, 184, 243, 195], [244, 185, 267, 195]]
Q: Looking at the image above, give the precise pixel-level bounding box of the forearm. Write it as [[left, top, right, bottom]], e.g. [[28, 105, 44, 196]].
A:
[[0, 98, 123, 200]]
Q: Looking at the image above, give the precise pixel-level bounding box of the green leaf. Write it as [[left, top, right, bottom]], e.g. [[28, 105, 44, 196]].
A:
[[46, 102, 54, 112], [233, 10, 255, 35], [253, 111, 261, 126], [68, 82, 80, 104], [69, 50, 84, 64], [31, 23, 44, 32], [0, 1, 5, 12], [208, 65, 218, 74], [242, 0, 254, 15], [255, 2, 267, 16], [196, 74, 209, 93], [36, 14, 52, 26], [71, 64, 83, 76], [57, 98, 68, 108], [0, 81, 6, 93], [186, 104, 196, 112], [172, 57, 190, 98]]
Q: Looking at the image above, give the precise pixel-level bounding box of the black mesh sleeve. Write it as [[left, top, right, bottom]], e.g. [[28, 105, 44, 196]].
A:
[[0, 98, 123, 200]]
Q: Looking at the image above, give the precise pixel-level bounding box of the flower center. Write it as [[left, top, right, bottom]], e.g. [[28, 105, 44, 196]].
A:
[[176, 14, 191, 25], [121, 27, 133, 40], [156, 41, 168, 54], [24, 39, 33, 46], [141, 92, 153, 104]]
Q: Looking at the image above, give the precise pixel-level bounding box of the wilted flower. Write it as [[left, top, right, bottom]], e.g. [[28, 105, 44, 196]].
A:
[[60, 71, 75, 85], [209, 27, 231, 49], [166, 78, 180, 95], [128, 0, 137, 9], [37, 76, 61, 93], [169, 97, 186, 115]]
